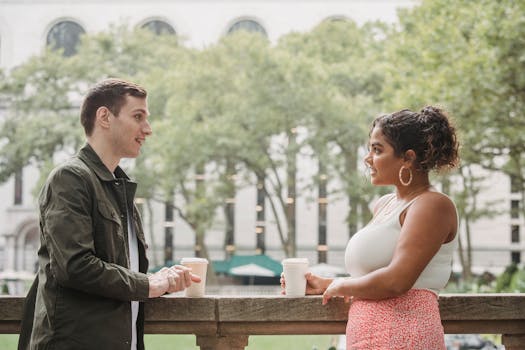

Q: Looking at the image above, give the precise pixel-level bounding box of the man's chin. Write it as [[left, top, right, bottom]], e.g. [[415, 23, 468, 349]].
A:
[[123, 151, 140, 159]]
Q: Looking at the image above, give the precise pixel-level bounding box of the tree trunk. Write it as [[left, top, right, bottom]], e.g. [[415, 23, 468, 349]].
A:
[[464, 214, 473, 281], [194, 227, 218, 285], [223, 159, 236, 259], [194, 163, 206, 257], [146, 199, 159, 267], [345, 151, 358, 237], [360, 199, 372, 227], [317, 160, 327, 263], [255, 173, 266, 255], [456, 226, 468, 283], [164, 195, 174, 265], [286, 131, 297, 257]]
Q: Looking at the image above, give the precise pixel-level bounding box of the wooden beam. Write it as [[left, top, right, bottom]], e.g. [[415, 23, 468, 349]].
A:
[[1, 293, 524, 343]]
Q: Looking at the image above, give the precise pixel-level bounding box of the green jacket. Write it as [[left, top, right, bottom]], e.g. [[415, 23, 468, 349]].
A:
[[18, 144, 150, 350]]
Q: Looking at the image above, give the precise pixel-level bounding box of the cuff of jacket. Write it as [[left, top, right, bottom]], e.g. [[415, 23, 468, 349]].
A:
[[133, 272, 150, 301]]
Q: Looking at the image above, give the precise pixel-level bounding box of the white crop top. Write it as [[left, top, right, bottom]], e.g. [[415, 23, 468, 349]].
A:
[[344, 193, 458, 294]]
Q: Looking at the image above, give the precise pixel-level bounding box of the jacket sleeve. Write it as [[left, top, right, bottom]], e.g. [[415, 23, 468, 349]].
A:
[[40, 166, 150, 302]]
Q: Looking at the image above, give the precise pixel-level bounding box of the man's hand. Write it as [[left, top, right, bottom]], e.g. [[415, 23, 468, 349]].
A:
[[148, 265, 202, 298]]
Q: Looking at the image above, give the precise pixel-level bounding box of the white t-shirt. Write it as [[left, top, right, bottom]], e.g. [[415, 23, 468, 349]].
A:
[[113, 174, 140, 350], [127, 209, 139, 350]]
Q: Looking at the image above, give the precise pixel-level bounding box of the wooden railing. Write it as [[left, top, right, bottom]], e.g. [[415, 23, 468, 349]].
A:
[[1, 294, 524, 349]]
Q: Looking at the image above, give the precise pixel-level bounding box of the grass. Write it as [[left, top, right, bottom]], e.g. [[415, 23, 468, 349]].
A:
[[0, 334, 337, 350], [0, 335, 18, 350], [0, 334, 505, 349], [246, 335, 336, 349]]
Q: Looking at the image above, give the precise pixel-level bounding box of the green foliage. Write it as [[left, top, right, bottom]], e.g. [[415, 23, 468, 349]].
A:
[[383, 0, 525, 196], [509, 265, 525, 293], [444, 263, 525, 294], [494, 263, 519, 292], [0, 334, 338, 350]]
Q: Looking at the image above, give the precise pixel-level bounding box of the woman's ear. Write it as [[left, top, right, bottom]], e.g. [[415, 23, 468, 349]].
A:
[[403, 149, 417, 165]]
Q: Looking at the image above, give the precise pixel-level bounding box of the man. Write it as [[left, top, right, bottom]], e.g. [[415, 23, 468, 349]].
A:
[[18, 78, 199, 350]]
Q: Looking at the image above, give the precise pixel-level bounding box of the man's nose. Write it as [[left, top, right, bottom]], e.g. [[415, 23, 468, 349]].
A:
[[143, 121, 152, 136]]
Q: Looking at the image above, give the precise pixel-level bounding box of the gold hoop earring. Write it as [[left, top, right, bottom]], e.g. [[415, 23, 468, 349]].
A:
[[399, 166, 412, 186]]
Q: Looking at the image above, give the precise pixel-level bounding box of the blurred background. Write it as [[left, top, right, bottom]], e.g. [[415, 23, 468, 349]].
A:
[[0, 1, 524, 347]]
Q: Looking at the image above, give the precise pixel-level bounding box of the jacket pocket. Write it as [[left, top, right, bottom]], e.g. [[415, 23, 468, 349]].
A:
[[94, 201, 125, 263]]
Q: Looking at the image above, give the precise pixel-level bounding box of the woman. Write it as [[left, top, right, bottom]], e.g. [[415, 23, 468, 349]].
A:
[[281, 106, 460, 349]]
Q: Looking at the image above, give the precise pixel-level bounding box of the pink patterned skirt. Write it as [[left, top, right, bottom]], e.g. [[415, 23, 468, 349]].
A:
[[346, 289, 445, 350]]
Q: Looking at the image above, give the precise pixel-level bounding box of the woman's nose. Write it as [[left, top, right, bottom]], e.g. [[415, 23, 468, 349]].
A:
[[364, 153, 372, 166]]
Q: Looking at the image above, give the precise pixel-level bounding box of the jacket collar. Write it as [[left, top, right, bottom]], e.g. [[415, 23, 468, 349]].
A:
[[78, 143, 131, 182]]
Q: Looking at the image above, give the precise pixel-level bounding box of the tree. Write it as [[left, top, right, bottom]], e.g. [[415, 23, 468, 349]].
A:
[[0, 25, 188, 267], [278, 20, 386, 238], [380, 0, 525, 278], [0, 50, 82, 186]]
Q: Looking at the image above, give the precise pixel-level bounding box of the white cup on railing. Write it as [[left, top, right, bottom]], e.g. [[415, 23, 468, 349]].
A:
[[180, 257, 208, 297], [281, 258, 309, 297]]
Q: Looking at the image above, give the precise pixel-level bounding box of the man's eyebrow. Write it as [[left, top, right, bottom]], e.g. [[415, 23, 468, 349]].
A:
[[133, 108, 149, 115]]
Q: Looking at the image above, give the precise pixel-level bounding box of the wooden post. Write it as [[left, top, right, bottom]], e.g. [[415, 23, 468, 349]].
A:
[[502, 334, 525, 350], [196, 335, 249, 350]]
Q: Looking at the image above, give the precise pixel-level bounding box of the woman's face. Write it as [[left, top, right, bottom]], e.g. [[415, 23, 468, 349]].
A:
[[364, 126, 404, 186]]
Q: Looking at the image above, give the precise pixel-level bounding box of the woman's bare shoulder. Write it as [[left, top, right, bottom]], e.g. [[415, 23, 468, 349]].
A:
[[418, 190, 456, 209]]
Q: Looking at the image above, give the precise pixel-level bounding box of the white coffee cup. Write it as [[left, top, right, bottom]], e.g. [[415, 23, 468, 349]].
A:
[[282, 258, 309, 297], [180, 257, 208, 297]]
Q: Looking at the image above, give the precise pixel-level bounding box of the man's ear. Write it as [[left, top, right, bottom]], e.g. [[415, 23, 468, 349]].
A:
[[95, 106, 111, 130]]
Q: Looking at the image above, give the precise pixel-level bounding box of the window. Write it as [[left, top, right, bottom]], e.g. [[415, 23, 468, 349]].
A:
[[511, 251, 521, 264], [511, 225, 520, 243], [46, 20, 85, 57], [141, 20, 176, 35], [227, 19, 267, 37], [511, 174, 521, 193], [511, 200, 520, 219], [14, 169, 22, 205]]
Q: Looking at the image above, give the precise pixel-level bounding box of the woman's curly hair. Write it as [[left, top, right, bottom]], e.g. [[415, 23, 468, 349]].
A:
[[371, 106, 460, 172]]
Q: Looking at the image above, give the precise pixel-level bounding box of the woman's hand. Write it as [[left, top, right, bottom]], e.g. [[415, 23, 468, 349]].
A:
[[280, 271, 333, 295], [322, 278, 352, 305]]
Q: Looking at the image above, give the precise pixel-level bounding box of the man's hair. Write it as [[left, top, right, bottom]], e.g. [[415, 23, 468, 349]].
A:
[[80, 78, 147, 136]]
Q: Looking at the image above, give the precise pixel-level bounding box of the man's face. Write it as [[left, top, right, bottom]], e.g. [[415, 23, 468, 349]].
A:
[[109, 95, 152, 159]]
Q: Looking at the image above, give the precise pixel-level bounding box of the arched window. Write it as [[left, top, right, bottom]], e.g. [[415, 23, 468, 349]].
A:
[[141, 20, 176, 35], [46, 20, 85, 57], [227, 19, 267, 37]]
